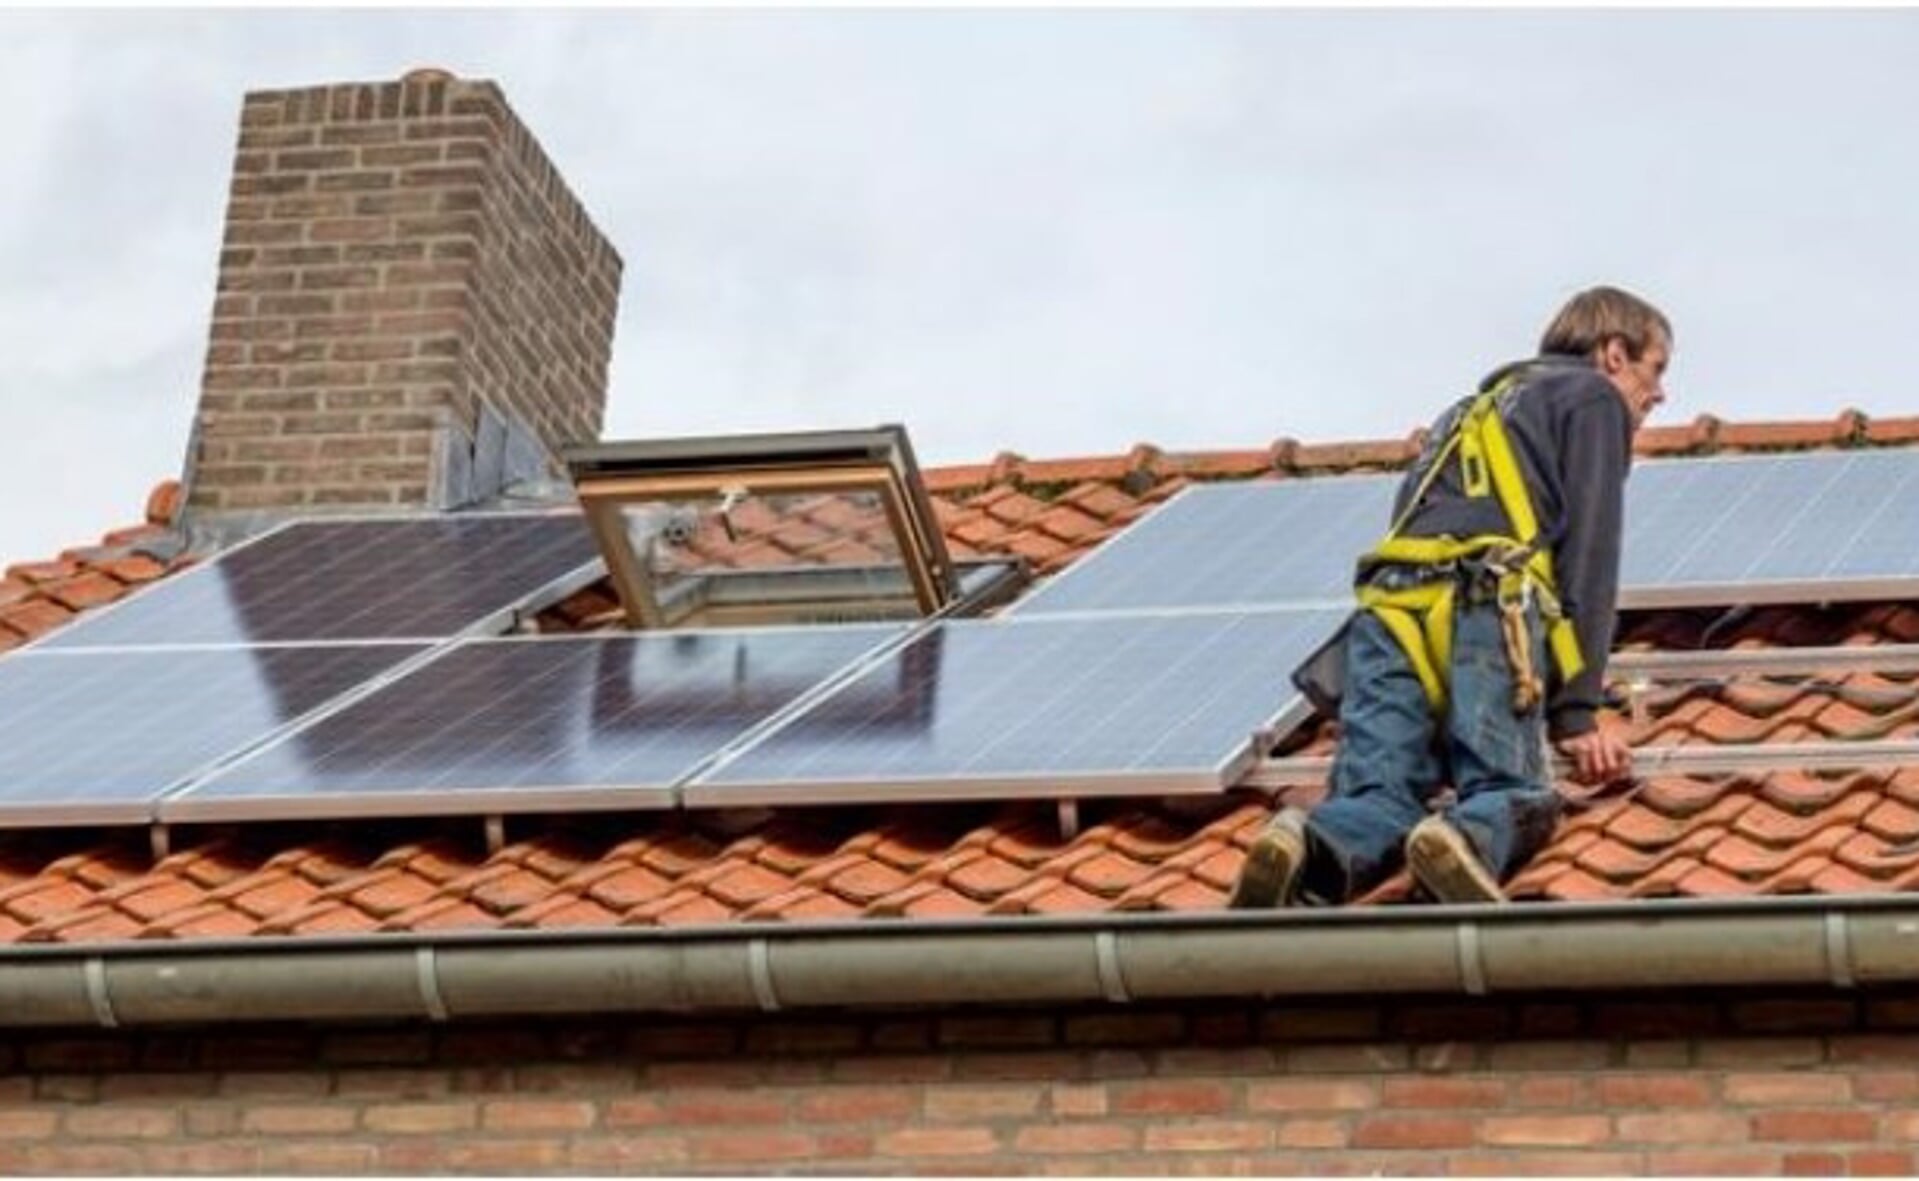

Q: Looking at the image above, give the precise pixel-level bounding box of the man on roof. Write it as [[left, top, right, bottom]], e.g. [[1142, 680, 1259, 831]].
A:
[[1231, 286, 1671, 908]]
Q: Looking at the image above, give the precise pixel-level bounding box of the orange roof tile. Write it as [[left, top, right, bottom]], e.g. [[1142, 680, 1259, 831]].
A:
[[0, 479, 193, 653]]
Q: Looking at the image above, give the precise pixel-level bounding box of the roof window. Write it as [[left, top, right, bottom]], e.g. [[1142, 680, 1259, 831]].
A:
[[565, 425, 1021, 629]]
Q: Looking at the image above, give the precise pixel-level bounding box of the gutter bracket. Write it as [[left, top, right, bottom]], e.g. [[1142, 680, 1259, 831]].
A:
[[414, 946, 450, 1022], [484, 815, 506, 856], [149, 823, 171, 862], [1455, 922, 1488, 996], [1094, 930, 1131, 1003], [1826, 912, 1856, 989], [748, 938, 782, 1012], [83, 957, 119, 1029]]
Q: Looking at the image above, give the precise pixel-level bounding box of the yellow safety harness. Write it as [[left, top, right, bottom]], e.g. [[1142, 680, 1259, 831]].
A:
[[1353, 377, 1586, 715]]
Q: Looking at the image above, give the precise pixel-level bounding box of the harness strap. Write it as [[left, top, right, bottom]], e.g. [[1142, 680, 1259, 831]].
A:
[[1354, 374, 1587, 714], [1356, 582, 1456, 711], [1476, 389, 1540, 544], [1477, 389, 1587, 685], [1384, 413, 1469, 542]]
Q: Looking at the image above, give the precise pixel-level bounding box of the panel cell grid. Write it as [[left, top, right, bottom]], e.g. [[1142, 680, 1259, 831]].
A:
[[1015, 450, 1919, 617], [43, 513, 600, 649], [690, 608, 1348, 805], [167, 625, 903, 822], [1011, 477, 1395, 616], [0, 644, 424, 824], [1621, 451, 1919, 599]]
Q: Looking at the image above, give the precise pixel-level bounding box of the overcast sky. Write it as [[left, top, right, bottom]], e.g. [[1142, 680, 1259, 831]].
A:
[[3, 8, 1917, 565]]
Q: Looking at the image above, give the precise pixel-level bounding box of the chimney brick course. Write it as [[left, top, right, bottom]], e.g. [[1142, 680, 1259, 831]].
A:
[[187, 72, 622, 520]]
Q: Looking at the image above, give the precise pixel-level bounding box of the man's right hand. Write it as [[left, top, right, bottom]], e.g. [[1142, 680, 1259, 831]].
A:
[[1554, 727, 1633, 786]]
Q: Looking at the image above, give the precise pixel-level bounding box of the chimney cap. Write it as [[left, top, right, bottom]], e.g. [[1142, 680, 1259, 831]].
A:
[[401, 66, 456, 84]]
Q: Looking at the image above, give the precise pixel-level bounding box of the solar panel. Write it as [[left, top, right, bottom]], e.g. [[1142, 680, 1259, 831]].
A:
[[1621, 450, 1919, 607], [1014, 450, 1919, 616], [40, 512, 600, 649], [0, 644, 425, 826], [1008, 477, 1395, 617], [686, 608, 1348, 806], [165, 624, 905, 822]]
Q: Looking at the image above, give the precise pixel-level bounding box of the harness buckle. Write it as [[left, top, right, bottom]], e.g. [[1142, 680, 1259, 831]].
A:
[[1497, 571, 1534, 612], [1360, 559, 1456, 593]]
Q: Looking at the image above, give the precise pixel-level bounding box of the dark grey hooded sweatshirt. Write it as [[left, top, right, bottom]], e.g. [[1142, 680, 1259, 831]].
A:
[[1295, 353, 1632, 739]]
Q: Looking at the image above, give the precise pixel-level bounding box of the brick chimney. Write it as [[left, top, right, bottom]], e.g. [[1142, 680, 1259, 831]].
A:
[[185, 69, 622, 529]]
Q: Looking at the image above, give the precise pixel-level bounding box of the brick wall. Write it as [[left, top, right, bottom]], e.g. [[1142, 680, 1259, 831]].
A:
[[2, 988, 1918, 1174], [189, 70, 621, 518]]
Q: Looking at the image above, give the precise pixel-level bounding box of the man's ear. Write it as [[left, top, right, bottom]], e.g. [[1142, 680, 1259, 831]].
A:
[[1594, 336, 1629, 375]]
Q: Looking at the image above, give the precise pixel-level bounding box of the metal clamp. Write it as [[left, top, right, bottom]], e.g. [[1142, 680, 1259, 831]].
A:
[[748, 938, 782, 1012], [1094, 931, 1131, 1003], [1455, 922, 1489, 996], [83, 957, 120, 1029], [1825, 912, 1855, 989], [414, 946, 450, 1022]]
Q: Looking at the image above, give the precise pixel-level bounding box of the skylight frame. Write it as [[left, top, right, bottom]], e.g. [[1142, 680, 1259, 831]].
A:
[[565, 425, 961, 630]]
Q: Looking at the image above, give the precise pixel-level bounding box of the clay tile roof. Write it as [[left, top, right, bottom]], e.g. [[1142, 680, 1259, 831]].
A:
[[5, 415, 1919, 942], [0, 480, 191, 655]]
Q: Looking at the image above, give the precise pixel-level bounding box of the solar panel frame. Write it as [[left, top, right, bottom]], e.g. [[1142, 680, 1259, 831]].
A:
[[32, 510, 605, 651], [0, 642, 430, 827], [685, 606, 1350, 808], [161, 622, 910, 823]]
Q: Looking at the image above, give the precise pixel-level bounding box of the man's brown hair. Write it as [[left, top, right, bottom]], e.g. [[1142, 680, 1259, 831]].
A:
[[1539, 286, 1672, 360]]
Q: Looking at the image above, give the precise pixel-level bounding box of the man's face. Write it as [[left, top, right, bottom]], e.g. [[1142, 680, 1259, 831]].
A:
[[1596, 332, 1670, 431]]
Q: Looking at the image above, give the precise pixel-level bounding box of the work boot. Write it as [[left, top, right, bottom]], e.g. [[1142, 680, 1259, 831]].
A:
[[1228, 806, 1308, 909], [1405, 815, 1507, 904]]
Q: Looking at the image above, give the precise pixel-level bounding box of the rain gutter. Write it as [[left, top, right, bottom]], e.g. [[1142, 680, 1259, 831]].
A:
[[2, 895, 1918, 1029]]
